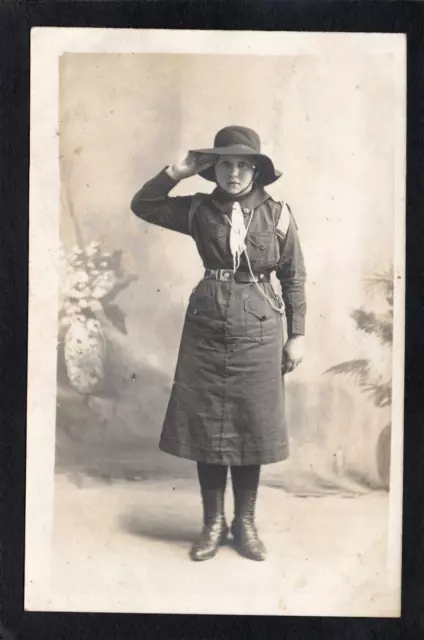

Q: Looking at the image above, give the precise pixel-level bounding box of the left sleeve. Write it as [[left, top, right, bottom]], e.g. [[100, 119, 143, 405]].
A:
[[275, 204, 307, 337], [131, 168, 193, 235]]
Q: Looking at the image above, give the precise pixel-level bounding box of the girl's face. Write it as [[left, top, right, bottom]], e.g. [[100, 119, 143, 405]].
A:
[[214, 155, 257, 196]]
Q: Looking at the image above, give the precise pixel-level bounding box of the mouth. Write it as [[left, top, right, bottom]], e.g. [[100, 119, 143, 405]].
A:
[[228, 181, 240, 187]]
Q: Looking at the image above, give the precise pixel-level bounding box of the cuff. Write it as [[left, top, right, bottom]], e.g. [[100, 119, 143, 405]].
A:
[[164, 166, 181, 184], [288, 316, 305, 337]]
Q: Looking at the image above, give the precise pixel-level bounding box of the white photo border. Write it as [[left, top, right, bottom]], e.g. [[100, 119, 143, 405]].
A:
[[26, 27, 406, 613]]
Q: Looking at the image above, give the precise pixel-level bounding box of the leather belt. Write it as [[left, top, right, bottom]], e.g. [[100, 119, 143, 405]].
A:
[[204, 268, 270, 283]]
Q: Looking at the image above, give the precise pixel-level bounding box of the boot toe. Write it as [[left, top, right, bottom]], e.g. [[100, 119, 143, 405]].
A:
[[190, 545, 216, 561], [234, 537, 266, 561], [231, 521, 267, 561], [244, 541, 267, 561], [189, 523, 228, 561]]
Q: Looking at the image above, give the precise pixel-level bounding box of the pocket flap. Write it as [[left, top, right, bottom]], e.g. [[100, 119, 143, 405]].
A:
[[247, 232, 273, 250], [244, 299, 268, 320], [208, 220, 228, 239], [190, 295, 214, 314]]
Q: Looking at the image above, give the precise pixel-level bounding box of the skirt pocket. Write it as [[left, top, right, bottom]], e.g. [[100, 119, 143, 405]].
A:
[[189, 293, 216, 316], [186, 291, 220, 336], [244, 298, 268, 344]]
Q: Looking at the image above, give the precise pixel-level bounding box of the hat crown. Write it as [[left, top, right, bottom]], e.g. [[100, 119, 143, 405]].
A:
[[213, 126, 261, 153], [190, 125, 281, 185]]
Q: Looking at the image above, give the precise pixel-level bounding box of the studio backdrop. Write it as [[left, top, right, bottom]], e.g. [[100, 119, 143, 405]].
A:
[[56, 51, 398, 495]]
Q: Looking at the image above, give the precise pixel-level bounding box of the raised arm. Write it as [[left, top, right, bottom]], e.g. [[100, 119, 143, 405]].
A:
[[131, 168, 192, 235], [131, 153, 216, 236]]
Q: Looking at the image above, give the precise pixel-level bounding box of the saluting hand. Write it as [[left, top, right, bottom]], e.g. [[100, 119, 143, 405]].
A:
[[166, 152, 216, 181], [282, 335, 305, 375]]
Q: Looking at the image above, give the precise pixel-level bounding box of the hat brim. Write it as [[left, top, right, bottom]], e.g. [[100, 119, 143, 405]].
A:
[[189, 144, 282, 186]]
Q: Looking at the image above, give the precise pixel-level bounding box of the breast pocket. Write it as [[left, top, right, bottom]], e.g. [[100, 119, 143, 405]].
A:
[[244, 299, 268, 344], [207, 220, 228, 240], [246, 231, 278, 267]]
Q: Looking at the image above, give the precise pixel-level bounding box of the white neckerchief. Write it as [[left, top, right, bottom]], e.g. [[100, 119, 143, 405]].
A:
[[224, 198, 284, 315], [228, 201, 248, 272]]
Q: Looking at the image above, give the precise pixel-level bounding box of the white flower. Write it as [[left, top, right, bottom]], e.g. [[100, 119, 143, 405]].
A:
[[59, 316, 73, 328], [99, 261, 108, 268], [79, 299, 89, 309], [61, 271, 90, 299], [72, 246, 83, 254], [66, 304, 81, 315], [92, 286, 110, 299], [87, 318, 101, 332], [85, 247, 99, 258], [87, 299, 102, 312], [91, 271, 116, 298], [87, 261, 95, 269], [69, 288, 89, 300], [75, 270, 89, 283]]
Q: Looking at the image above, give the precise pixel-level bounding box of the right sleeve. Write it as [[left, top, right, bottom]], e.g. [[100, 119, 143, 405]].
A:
[[275, 204, 307, 337], [130, 168, 193, 235]]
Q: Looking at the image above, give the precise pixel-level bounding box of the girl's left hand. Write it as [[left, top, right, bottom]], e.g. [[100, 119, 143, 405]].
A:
[[282, 335, 305, 374]]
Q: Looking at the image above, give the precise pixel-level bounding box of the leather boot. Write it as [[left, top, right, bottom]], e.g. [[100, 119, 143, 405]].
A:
[[190, 489, 229, 561], [231, 489, 266, 561]]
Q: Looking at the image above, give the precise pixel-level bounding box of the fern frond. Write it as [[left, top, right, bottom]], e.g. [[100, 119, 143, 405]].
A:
[[363, 270, 394, 308], [350, 308, 393, 344], [360, 381, 392, 407], [324, 359, 371, 383]]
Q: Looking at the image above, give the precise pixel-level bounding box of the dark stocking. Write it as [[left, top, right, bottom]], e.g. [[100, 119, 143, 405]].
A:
[[197, 462, 228, 491]]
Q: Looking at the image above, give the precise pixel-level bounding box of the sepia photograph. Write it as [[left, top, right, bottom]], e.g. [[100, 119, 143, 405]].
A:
[[26, 28, 405, 616]]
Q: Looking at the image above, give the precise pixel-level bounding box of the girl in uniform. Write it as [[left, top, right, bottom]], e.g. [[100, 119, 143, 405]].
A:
[[131, 126, 306, 561]]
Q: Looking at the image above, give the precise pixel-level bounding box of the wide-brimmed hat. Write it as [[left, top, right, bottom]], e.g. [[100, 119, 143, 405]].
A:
[[190, 125, 282, 186]]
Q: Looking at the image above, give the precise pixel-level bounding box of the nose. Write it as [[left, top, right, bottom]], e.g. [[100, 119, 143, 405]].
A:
[[229, 165, 239, 178]]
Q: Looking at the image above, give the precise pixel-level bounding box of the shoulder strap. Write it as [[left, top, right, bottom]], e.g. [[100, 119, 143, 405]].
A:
[[276, 201, 292, 238], [188, 193, 204, 236]]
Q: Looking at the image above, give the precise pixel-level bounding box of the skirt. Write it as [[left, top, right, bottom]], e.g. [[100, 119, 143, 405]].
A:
[[159, 277, 289, 465]]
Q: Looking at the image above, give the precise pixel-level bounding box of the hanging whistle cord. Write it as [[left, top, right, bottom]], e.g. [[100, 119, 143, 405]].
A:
[[224, 210, 284, 316]]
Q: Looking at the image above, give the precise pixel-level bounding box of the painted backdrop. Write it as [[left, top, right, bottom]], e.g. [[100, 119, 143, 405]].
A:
[[56, 52, 398, 494]]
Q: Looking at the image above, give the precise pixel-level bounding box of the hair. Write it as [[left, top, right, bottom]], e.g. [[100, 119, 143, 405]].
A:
[[253, 165, 263, 185]]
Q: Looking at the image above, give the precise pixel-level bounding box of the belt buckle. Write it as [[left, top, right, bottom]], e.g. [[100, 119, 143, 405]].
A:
[[218, 269, 232, 281]]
